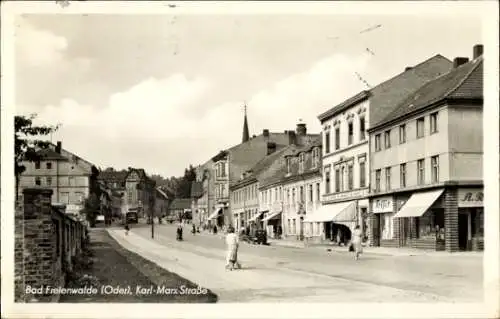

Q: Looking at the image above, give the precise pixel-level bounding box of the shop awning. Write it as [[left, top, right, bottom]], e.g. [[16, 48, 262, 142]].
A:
[[248, 211, 264, 223], [304, 201, 356, 222], [207, 208, 222, 220], [394, 189, 444, 218], [262, 211, 281, 222]]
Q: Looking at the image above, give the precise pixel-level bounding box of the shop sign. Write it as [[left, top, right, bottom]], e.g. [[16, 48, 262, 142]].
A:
[[372, 197, 393, 213], [458, 189, 483, 207], [323, 188, 368, 203]]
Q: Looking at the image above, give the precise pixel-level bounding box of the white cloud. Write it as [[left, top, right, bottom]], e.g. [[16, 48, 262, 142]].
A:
[[24, 52, 369, 176], [16, 18, 68, 66]]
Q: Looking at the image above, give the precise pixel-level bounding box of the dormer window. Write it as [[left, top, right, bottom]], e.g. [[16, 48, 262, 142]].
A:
[[298, 153, 305, 173], [286, 157, 291, 174]]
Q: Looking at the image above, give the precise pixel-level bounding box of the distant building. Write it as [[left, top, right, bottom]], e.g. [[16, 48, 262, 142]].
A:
[[258, 124, 320, 239], [155, 187, 170, 218], [368, 45, 483, 252], [18, 141, 96, 217], [317, 54, 453, 245], [168, 198, 193, 222]]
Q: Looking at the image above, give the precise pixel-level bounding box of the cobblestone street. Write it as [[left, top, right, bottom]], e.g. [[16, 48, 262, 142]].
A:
[[108, 223, 483, 303]]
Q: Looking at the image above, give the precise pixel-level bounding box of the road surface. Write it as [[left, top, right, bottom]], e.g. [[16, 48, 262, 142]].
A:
[[108, 223, 482, 303]]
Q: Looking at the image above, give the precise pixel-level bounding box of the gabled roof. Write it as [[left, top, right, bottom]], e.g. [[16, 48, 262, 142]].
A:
[[36, 148, 68, 161], [258, 145, 300, 189], [371, 56, 483, 131], [169, 198, 192, 210], [190, 181, 204, 198], [98, 170, 128, 182], [317, 54, 453, 124]]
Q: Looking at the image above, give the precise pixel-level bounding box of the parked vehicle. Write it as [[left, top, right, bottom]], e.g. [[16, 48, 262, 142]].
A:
[[126, 211, 138, 224], [240, 229, 268, 245]]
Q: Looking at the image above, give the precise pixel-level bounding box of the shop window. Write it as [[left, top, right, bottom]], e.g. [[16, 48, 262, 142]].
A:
[[380, 213, 394, 240], [471, 209, 484, 237]]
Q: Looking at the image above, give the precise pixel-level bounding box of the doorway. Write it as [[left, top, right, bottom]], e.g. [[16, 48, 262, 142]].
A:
[[458, 213, 468, 251]]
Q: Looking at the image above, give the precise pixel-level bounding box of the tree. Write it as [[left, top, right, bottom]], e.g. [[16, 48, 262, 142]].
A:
[[81, 193, 101, 227], [15, 114, 60, 200]]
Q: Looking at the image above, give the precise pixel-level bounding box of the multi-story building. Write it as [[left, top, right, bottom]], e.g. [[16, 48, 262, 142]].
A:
[[317, 54, 452, 245], [279, 138, 324, 243], [204, 109, 298, 228], [258, 124, 319, 239], [368, 45, 483, 252], [191, 160, 215, 227], [230, 145, 290, 232], [18, 141, 96, 217]]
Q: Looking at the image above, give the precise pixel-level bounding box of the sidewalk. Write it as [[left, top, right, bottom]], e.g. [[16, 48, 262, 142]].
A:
[[268, 239, 484, 258]]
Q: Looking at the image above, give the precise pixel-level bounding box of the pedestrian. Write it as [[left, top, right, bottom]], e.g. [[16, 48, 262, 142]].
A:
[[124, 224, 130, 236], [352, 225, 363, 260], [192, 224, 196, 235], [213, 225, 218, 235], [225, 226, 241, 270]]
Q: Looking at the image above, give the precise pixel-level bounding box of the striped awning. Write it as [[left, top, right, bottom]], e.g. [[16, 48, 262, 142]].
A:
[[248, 211, 264, 223], [304, 201, 356, 222], [262, 211, 281, 222]]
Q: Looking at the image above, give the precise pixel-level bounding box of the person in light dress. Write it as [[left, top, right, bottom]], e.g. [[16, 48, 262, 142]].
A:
[[352, 225, 363, 260], [225, 226, 241, 270]]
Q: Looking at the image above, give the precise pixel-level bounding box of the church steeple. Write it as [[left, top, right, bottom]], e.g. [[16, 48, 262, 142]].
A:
[[242, 102, 250, 143]]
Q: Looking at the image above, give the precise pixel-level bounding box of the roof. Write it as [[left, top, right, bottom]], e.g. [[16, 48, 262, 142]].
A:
[[317, 54, 453, 124], [169, 198, 192, 210], [231, 147, 290, 190], [98, 170, 128, 182], [190, 181, 204, 198], [36, 149, 68, 161], [371, 56, 483, 131]]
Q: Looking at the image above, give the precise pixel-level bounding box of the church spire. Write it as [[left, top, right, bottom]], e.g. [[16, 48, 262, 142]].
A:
[[242, 102, 250, 143]]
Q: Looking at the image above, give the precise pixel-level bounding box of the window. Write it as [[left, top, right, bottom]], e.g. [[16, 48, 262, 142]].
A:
[[292, 188, 296, 204], [430, 112, 438, 134], [400, 163, 407, 188], [375, 134, 381, 151], [348, 122, 354, 145], [286, 158, 291, 174], [316, 183, 320, 202], [287, 189, 290, 204], [340, 167, 345, 191], [384, 130, 391, 148], [299, 153, 305, 173], [312, 148, 320, 168], [375, 169, 381, 192], [35, 161, 41, 169], [399, 125, 406, 144], [348, 164, 353, 190], [35, 177, 41, 186], [308, 184, 313, 202], [417, 117, 425, 138], [325, 167, 331, 194], [359, 161, 366, 188], [385, 167, 391, 190], [431, 155, 439, 183], [69, 177, 75, 186], [299, 186, 304, 202], [325, 131, 331, 154], [287, 219, 291, 234], [46, 162, 52, 169], [292, 219, 296, 234], [359, 117, 366, 141], [46, 176, 52, 186], [417, 159, 425, 185], [335, 127, 340, 150], [60, 192, 70, 204], [335, 168, 340, 192]]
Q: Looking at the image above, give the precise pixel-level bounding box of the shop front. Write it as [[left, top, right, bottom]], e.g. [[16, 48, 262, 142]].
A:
[[391, 187, 483, 252], [262, 210, 282, 239], [370, 195, 398, 248]]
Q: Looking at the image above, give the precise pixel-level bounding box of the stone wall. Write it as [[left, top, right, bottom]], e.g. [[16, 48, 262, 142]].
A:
[[14, 188, 87, 302]]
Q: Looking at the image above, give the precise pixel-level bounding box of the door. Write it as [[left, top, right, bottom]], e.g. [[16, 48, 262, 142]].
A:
[[400, 218, 409, 247], [458, 213, 468, 251]]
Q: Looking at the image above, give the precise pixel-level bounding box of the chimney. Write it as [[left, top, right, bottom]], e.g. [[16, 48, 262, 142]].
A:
[[55, 141, 62, 154], [405, 66, 413, 72], [266, 142, 277, 155], [262, 129, 269, 137], [473, 44, 483, 59], [288, 131, 297, 145], [296, 123, 307, 136], [453, 57, 469, 68]]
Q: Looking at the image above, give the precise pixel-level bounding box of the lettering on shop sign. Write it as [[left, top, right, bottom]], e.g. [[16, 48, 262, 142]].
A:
[[323, 189, 368, 203], [458, 189, 483, 207], [372, 197, 393, 213]]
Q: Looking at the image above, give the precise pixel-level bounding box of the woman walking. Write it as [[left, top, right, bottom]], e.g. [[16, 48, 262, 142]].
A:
[[352, 225, 363, 260], [225, 226, 240, 270]]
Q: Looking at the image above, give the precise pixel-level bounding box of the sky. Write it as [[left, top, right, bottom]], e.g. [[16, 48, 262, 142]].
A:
[[15, 11, 483, 178]]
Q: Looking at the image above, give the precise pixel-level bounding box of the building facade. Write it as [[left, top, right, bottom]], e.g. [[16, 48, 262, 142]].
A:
[[191, 160, 215, 226], [18, 141, 96, 217], [368, 46, 484, 252], [124, 168, 156, 219], [283, 139, 323, 243], [317, 54, 453, 245]]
